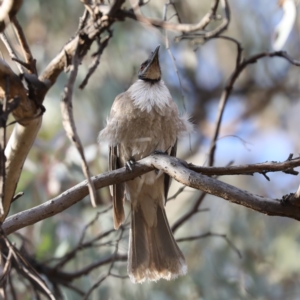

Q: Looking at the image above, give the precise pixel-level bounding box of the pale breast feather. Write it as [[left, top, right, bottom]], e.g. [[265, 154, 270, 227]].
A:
[[128, 80, 172, 114]]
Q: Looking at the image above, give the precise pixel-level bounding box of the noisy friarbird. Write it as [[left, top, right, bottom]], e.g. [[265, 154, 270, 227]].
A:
[[99, 46, 193, 283]]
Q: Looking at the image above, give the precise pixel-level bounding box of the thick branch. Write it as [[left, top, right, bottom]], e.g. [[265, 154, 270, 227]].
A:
[[3, 119, 42, 221], [0, 60, 41, 220], [3, 154, 300, 235]]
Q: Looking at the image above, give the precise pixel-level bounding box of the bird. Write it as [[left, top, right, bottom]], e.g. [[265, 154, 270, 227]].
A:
[[99, 45, 193, 283]]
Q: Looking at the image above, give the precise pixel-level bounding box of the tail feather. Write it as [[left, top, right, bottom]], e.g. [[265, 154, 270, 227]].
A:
[[128, 204, 187, 283]]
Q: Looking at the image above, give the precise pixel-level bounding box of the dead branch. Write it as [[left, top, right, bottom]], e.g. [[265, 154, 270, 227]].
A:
[[61, 44, 98, 208]]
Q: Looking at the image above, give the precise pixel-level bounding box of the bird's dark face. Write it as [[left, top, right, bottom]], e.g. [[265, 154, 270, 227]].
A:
[[138, 46, 161, 82]]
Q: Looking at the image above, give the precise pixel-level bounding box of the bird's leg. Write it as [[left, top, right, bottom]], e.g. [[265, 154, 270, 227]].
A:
[[126, 157, 136, 172]]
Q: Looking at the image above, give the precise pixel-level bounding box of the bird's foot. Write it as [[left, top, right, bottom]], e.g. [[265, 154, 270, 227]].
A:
[[126, 158, 136, 172]]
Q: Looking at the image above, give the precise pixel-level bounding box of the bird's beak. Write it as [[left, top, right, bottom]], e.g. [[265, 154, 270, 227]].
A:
[[138, 45, 161, 81], [149, 45, 160, 67]]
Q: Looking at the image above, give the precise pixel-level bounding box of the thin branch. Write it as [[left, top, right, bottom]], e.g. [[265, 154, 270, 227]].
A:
[[0, 32, 23, 74], [53, 226, 116, 269], [61, 44, 98, 208], [163, 2, 186, 110], [190, 153, 300, 176], [78, 205, 113, 245], [83, 225, 126, 299], [12, 17, 37, 74], [167, 185, 186, 201], [79, 30, 112, 89], [1, 231, 55, 299], [52, 253, 127, 282], [172, 192, 207, 233], [0, 242, 13, 287], [8, 272, 17, 300], [177, 231, 242, 259]]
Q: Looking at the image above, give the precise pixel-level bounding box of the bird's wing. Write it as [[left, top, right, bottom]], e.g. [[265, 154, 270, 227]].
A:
[[109, 145, 125, 229], [163, 140, 177, 203]]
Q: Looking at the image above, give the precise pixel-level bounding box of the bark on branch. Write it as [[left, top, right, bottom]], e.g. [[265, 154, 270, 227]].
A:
[[3, 154, 300, 235]]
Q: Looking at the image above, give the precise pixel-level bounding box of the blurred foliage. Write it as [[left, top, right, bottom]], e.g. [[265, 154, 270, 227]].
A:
[[4, 0, 300, 299]]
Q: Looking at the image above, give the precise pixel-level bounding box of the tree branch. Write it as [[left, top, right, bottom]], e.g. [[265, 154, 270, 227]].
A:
[[189, 153, 300, 176], [3, 154, 300, 235]]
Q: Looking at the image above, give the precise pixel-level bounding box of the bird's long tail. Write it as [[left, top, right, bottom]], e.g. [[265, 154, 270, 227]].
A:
[[128, 203, 187, 283]]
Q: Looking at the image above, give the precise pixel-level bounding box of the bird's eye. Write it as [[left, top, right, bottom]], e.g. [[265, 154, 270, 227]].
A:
[[140, 60, 149, 71]]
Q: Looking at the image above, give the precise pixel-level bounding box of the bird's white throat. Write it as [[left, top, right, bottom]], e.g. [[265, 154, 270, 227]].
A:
[[128, 80, 172, 113]]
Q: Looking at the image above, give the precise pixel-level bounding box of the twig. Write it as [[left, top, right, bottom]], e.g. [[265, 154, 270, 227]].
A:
[[109, 273, 128, 279], [8, 272, 17, 300], [61, 44, 98, 208], [78, 205, 113, 245], [79, 30, 112, 89], [12, 17, 37, 74], [0, 230, 55, 299], [163, 1, 186, 110], [177, 231, 242, 259], [83, 225, 126, 299], [0, 241, 13, 288], [61, 282, 85, 296], [53, 226, 116, 270], [54, 253, 127, 283], [172, 191, 207, 233], [0, 32, 23, 74], [167, 185, 186, 201]]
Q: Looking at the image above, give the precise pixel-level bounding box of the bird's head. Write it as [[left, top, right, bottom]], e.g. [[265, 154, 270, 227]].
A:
[[138, 45, 161, 82]]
